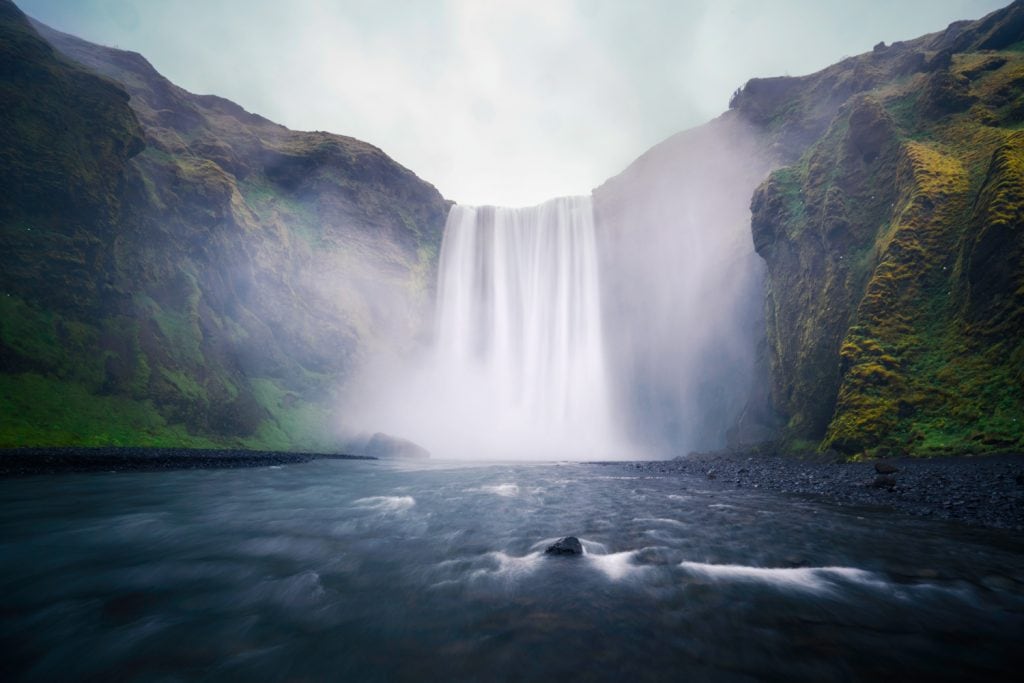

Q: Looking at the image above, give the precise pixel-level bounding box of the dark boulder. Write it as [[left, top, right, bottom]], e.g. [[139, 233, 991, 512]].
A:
[[545, 537, 584, 556], [874, 461, 899, 474]]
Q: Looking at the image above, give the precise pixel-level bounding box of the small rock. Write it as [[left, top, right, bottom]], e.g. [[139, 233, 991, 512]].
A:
[[545, 536, 584, 556], [874, 461, 899, 474], [706, 469, 717, 480]]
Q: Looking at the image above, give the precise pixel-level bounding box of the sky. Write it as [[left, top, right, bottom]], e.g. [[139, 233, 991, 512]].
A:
[[20, 0, 1008, 206]]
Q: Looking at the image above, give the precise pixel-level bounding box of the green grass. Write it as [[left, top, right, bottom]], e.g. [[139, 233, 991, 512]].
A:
[[0, 294, 64, 368], [134, 292, 205, 366], [244, 377, 344, 453], [0, 373, 220, 448]]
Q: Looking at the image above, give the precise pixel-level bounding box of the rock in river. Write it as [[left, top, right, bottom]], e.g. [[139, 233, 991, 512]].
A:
[[545, 536, 584, 556]]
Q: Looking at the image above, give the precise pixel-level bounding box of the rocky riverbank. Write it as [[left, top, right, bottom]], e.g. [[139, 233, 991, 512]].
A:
[[604, 452, 1024, 531], [0, 447, 374, 476]]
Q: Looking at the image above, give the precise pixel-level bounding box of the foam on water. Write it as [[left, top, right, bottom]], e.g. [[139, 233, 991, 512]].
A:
[[468, 551, 544, 582], [476, 483, 520, 497], [633, 517, 687, 528], [352, 496, 416, 512], [679, 561, 885, 593], [588, 550, 646, 581], [5, 461, 1023, 681]]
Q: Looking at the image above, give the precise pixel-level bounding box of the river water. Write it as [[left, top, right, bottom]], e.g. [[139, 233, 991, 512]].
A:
[[2, 459, 1022, 681]]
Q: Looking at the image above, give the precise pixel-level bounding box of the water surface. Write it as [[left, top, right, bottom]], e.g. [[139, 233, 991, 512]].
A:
[[2, 460, 1022, 681]]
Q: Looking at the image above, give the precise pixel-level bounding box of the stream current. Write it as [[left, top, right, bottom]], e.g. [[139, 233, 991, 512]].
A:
[[2, 459, 1022, 681]]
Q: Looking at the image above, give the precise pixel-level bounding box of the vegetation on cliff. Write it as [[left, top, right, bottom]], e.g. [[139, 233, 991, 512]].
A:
[[741, 1, 1024, 456], [3, 0, 1021, 460], [0, 1, 448, 450]]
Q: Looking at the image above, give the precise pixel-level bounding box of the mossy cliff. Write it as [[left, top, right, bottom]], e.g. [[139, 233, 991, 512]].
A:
[[1, 1, 448, 450], [739, 1, 1024, 456]]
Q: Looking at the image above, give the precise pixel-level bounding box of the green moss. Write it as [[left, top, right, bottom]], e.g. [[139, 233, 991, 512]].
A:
[[748, 12, 1024, 458], [0, 294, 64, 368], [244, 377, 343, 452], [130, 340, 151, 397], [134, 292, 204, 366], [0, 373, 220, 448], [158, 367, 207, 402]]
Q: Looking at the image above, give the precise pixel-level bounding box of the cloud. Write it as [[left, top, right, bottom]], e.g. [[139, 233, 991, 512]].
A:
[[19, 0, 1009, 206]]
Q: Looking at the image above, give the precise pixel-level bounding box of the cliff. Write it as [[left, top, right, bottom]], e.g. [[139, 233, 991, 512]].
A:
[[4, 0, 1021, 459], [1, 1, 448, 449], [739, 1, 1024, 456]]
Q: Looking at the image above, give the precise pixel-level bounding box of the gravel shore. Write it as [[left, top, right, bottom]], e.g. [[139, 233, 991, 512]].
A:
[[0, 447, 374, 476], [604, 452, 1024, 531]]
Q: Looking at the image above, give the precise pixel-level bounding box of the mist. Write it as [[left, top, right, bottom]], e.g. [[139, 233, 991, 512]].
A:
[[344, 112, 775, 460], [343, 198, 631, 461], [18, 0, 1002, 207], [594, 113, 776, 456]]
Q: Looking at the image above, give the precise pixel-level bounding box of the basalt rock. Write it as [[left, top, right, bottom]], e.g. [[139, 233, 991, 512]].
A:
[[738, 0, 1024, 457], [545, 537, 584, 556]]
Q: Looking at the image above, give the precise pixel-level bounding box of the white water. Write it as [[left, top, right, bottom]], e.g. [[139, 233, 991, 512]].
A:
[[351, 196, 627, 459], [425, 197, 623, 459]]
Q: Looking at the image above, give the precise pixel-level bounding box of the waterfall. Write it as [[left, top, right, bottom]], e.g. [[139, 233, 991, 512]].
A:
[[427, 196, 623, 459]]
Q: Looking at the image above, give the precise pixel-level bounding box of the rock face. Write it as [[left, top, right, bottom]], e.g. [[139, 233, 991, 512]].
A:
[[4, 0, 1022, 462], [0, 1, 448, 450], [544, 537, 584, 556], [363, 433, 430, 460], [735, 1, 1024, 457]]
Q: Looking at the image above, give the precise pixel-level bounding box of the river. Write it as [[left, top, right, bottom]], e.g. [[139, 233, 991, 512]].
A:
[[2, 459, 1022, 681]]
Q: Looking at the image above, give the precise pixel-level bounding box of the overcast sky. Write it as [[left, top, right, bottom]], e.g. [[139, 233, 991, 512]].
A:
[[21, 0, 1006, 206]]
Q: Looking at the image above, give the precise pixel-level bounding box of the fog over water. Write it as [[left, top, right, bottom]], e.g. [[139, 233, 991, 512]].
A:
[[593, 114, 778, 456], [350, 197, 629, 460], [345, 114, 756, 458], [347, 112, 776, 460]]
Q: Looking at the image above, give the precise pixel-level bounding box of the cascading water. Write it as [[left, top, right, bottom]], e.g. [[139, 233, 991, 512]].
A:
[[351, 120, 771, 460], [433, 196, 618, 457], [364, 196, 626, 459], [349, 195, 629, 459]]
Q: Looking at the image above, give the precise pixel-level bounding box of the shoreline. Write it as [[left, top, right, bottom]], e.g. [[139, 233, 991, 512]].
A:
[[0, 446, 375, 476], [602, 451, 1024, 531], [4, 446, 1022, 531]]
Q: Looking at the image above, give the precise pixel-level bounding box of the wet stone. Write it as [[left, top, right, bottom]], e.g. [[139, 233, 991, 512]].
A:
[[545, 536, 584, 556]]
